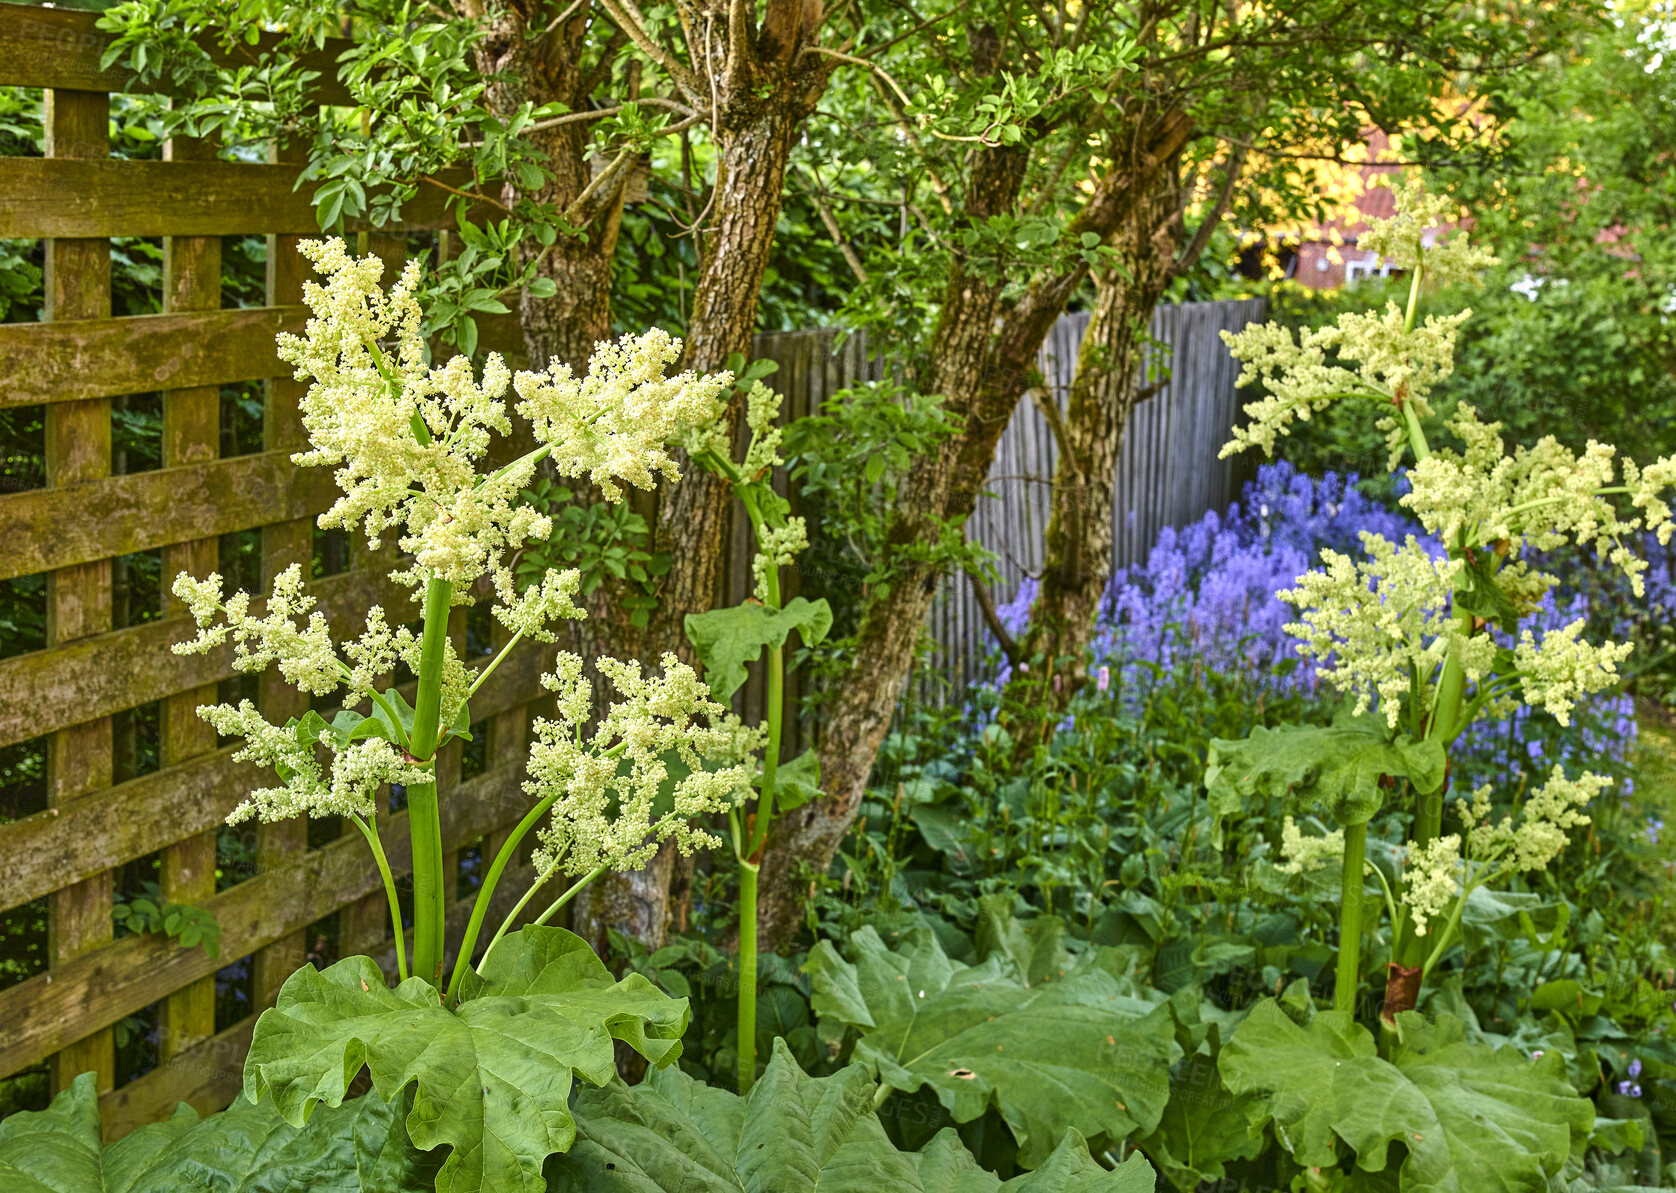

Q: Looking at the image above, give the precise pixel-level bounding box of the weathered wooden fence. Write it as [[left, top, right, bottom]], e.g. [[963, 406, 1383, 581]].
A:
[[0, 1, 551, 1137], [749, 297, 1266, 698], [0, 0, 1262, 1136]]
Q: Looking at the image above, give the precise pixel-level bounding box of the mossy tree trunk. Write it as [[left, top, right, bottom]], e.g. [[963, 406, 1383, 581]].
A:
[[756, 108, 1194, 950], [1008, 159, 1188, 713], [574, 0, 834, 955]]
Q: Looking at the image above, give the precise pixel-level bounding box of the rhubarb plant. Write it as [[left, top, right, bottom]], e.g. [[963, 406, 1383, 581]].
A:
[[683, 369, 833, 1093], [1209, 180, 1676, 1022], [1204, 181, 1675, 1187], [165, 239, 752, 1192]]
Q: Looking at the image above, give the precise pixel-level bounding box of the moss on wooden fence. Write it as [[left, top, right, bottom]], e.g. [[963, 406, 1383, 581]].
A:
[[0, 0, 544, 1138]]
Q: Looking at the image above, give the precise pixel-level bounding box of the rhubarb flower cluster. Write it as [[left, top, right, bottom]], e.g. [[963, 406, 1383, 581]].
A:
[[528, 654, 752, 877]]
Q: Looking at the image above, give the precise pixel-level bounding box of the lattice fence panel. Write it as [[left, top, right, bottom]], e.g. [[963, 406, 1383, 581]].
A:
[[0, 1, 545, 1137]]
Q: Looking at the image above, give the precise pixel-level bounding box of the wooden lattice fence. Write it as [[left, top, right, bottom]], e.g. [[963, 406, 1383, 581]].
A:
[[0, 1, 549, 1137]]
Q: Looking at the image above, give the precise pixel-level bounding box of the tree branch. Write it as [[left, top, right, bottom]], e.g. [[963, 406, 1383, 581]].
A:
[[1171, 142, 1247, 277], [966, 565, 1022, 666], [563, 113, 703, 226], [596, 0, 706, 102], [989, 108, 1193, 393], [803, 45, 915, 109], [1030, 383, 1075, 466]]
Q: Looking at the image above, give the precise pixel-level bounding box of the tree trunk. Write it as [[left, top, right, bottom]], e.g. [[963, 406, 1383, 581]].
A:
[[455, 0, 620, 372], [649, 102, 808, 663], [577, 23, 832, 953], [756, 110, 1193, 950], [1012, 165, 1185, 707]]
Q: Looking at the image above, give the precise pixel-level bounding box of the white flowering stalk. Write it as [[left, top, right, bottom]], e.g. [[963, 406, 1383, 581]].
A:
[[1274, 816, 1345, 876], [1214, 181, 1676, 1020], [173, 239, 738, 993], [454, 653, 752, 976], [683, 376, 832, 1094], [1400, 768, 1608, 979]]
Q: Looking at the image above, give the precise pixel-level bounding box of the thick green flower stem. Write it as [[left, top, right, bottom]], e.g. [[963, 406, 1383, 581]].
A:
[[1335, 821, 1368, 1015], [442, 790, 564, 1005], [350, 813, 408, 983], [735, 503, 785, 1095], [408, 574, 454, 988], [736, 642, 784, 1095], [736, 859, 762, 1092]]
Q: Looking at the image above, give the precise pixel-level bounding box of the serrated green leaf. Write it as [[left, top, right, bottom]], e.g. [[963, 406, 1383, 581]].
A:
[[1134, 1025, 1263, 1192], [683, 597, 833, 700], [1204, 711, 1445, 827], [805, 922, 1174, 1166], [549, 1040, 1155, 1191], [772, 748, 822, 811], [244, 926, 689, 1193], [0, 1072, 438, 1192], [1220, 1000, 1592, 1192]]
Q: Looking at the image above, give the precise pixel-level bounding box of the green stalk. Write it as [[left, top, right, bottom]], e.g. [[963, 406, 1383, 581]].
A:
[[1335, 821, 1368, 1015], [1402, 259, 1426, 333], [736, 510, 784, 1095], [736, 860, 761, 1093], [529, 864, 608, 928], [407, 574, 454, 988], [1421, 888, 1472, 980], [350, 813, 408, 983], [476, 867, 563, 974], [746, 645, 784, 860], [443, 789, 564, 1004]]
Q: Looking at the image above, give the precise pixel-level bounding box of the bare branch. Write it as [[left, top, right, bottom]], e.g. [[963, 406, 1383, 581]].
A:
[[470, 96, 699, 141], [802, 45, 916, 110], [563, 112, 703, 225], [595, 0, 705, 102], [419, 174, 512, 214], [1171, 142, 1247, 277], [543, 0, 589, 34], [966, 565, 1023, 667]]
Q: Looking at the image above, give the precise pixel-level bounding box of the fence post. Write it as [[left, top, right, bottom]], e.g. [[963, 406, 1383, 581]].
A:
[[250, 217, 311, 1012], [42, 84, 116, 1099], [157, 129, 223, 1070]]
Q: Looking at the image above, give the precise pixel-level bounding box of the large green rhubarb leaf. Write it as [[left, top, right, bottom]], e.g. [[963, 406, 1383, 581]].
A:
[[1204, 711, 1446, 827], [244, 925, 689, 1193], [683, 596, 832, 699], [0, 1072, 435, 1192], [805, 921, 1175, 1166], [1135, 1024, 1264, 1192], [549, 1039, 1156, 1192], [1220, 1000, 1592, 1192]]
